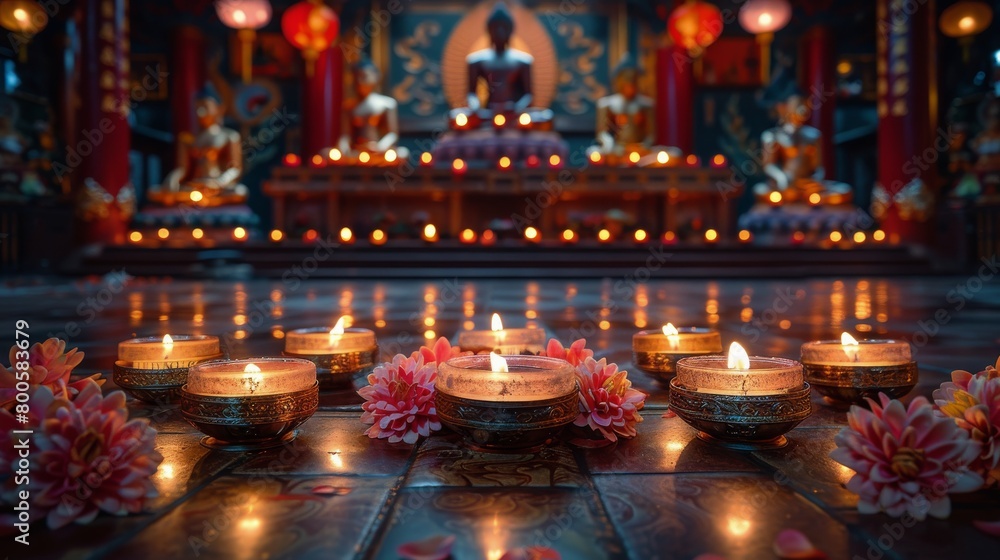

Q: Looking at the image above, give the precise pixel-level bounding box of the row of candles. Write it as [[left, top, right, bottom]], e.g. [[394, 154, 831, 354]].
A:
[[116, 313, 914, 449], [282, 151, 730, 169], [127, 225, 891, 247]]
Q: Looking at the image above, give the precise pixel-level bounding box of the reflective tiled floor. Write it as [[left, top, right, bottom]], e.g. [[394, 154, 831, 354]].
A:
[[3, 275, 999, 559]]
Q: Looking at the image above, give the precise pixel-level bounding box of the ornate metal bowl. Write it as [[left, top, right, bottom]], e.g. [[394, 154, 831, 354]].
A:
[[113, 356, 220, 404], [633, 350, 722, 382], [668, 380, 812, 450], [435, 389, 579, 452], [179, 382, 319, 451], [283, 346, 378, 390], [803, 361, 917, 405]]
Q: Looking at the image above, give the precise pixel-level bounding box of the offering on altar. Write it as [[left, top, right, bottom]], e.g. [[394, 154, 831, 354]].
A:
[[150, 83, 247, 207]]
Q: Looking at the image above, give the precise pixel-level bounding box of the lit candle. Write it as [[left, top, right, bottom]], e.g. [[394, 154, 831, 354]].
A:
[[632, 324, 722, 379], [437, 354, 575, 402], [118, 334, 221, 370], [800, 332, 912, 366], [675, 342, 803, 396], [457, 313, 545, 355], [185, 357, 316, 397], [799, 333, 917, 404], [285, 316, 377, 355]]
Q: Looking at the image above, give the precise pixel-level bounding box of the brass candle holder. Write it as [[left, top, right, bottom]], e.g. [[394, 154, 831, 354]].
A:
[[632, 326, 722, 382], [669, 353, 811, 450], [801, 337, 917, 405], [114, 334, 222, 404], [283, 326, 379, 390], [436, 355, 578, 451], [180, 357, 319, 451]]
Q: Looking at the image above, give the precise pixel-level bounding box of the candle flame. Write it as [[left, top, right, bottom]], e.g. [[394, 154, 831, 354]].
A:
[[242, 363, 263, 394], [491, 313, 503, 332], [662, 323, 680, 350], [489, 352, 509, 373], [727, 342, 750, 370], [841, 332, 860, 361], [163, 334, 174, 345], [329, 316, 347, 346]]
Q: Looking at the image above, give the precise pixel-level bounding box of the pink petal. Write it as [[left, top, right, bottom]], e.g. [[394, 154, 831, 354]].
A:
[[973, 519, 1000, 537], [397, 534, 456, 560], [773, 529, 827, 559]]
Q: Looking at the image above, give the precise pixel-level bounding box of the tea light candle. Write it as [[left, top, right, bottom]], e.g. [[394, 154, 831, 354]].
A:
[[118, 334, 221, 369], [457, 313, 545, 354], [633, 324, 722, 355], [285, 316, 376, 355], [437, 353, 576, 402], [801, 332, 912, 366], [186, 357, 316, 397], [676, 342, 803, 396]]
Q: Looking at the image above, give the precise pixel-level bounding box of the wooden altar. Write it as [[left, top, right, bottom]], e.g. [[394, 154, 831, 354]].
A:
[[264, 166, 741, 239]]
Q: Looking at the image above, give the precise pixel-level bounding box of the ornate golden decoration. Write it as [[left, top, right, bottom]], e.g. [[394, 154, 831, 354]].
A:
[[802, 361, 917, 404], [554, 21, 607, 115]]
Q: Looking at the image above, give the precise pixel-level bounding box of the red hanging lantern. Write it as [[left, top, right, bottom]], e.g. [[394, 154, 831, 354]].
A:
[[281, 0, 339, 77], [667, 1, 724, 57]]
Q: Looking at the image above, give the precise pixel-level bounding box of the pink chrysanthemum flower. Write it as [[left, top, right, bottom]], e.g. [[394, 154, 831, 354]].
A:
[[542, 338, 594, 367], [830, 394, 983, 520], [0, 380, 162, 529], [934, 356, 1000, 487], [359, 354, 441, 444], [574, 357, 645, 442], [411, 336, 470, 367], [0, 338, 102, 409]]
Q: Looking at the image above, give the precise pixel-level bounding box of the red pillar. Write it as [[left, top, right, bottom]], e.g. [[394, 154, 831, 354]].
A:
[[656, 44, 694, 153], [800, 26, 835, 179], [77, 0, 131, 245], [169, 25, 207, 138], [876, 0, 936, 244], [301, 45, 343, 160]]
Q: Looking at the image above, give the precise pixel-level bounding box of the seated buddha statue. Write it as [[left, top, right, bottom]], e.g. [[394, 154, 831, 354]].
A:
[[449, 2, 551, 128], [587, 54, 682, 166], [332, 58, 408, 164], [151, 84, 246, 206], [752, 75, 852, 205]]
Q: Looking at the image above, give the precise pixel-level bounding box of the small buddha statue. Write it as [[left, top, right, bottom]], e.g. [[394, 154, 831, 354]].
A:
[[450, 2, 550, 127], [153, 83, 246, 206], [753, 75, 852, 205], [971, 96, 1000, 194], [333, 58, 408, 163], [587, 54, 682, 166]]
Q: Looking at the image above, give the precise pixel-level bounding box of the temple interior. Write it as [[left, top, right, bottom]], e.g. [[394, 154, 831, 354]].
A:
[[1, 1, 1000, 559]]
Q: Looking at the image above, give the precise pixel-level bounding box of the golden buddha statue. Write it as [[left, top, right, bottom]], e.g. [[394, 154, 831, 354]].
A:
[[587, 54, 682, 166], [332, 58, 408, 164], [753, 76, 851, 205], [151, 84, 246, 206]]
